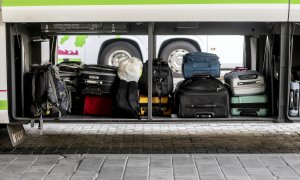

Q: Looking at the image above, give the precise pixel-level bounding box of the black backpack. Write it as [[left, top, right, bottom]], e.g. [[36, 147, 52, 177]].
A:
[[115, 80, 140, 119], [30, 64, 71, 118], [139, 59, 173, 97]]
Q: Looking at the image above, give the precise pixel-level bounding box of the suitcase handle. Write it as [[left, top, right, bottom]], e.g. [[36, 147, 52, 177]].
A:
[[237, 80, 260, 86], [240, 111, 258, 116], [192, 74, 213, 79], [238, 74, 258, 80], [194, 112, 214, 118], [234, 67, 248, 71], [190, 104, 217, 108]]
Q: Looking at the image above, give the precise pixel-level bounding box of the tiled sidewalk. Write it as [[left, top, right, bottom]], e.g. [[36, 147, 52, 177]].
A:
[[1, 154, 300, 180], [1, 122, 300, 154]]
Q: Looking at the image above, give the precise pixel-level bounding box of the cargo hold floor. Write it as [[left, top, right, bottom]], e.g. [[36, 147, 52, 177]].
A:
[[19, 115, 275, 123]]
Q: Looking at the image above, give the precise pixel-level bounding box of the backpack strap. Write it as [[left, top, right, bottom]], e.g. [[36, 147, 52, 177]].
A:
[[47, 68, 61, 119], [128, 82, 141, 120], [31, 71, 36, 102]]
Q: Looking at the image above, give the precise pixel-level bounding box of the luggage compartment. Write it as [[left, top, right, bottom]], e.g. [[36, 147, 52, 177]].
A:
[[6, 22, 283, 123]]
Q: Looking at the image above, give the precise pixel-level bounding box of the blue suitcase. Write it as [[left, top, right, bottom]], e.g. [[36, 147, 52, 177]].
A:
[[182, 52, 221, 79]]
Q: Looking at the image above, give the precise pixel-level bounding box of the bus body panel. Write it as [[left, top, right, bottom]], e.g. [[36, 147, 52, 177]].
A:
[[290, 0, 300, 22], [0, 12, 9, 124], [2, 3, 289, 22]]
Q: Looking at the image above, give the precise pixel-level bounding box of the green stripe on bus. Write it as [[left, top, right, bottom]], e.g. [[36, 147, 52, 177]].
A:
[[58, 58, 82, 63], [0, 100, 8, 110], [2, 0, 296, 6]]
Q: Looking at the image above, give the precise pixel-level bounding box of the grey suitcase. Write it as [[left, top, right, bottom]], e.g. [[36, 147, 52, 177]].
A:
[[224, 70, 265, 96], [289, 81, 300, 117]]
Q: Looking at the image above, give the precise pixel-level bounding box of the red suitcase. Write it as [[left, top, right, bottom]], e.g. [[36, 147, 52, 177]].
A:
[[83, 95, 112, 116]]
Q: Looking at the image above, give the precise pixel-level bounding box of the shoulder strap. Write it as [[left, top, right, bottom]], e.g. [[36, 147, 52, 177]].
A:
[[128, 82, 141, 120]]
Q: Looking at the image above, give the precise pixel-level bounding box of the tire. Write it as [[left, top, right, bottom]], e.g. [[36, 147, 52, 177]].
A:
[[160, 41, 198, 77], [98, 41, 142, 67]]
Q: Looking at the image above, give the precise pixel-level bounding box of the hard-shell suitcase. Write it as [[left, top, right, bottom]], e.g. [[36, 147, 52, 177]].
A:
[[139, 95, 172, 116], [230, 95, 268, 116], [175, 75, 229, 118], [224, 70, 265, 96], [79, 65, 118, 95], [182, 52, 221, 79], [83, 95, 112, 116], [289, 82, 300, 117]]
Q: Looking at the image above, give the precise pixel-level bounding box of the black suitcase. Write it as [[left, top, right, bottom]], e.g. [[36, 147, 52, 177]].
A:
[[78, 65, 119, 95], [58, 62, 83, 92], [175, 74, 229, 118]]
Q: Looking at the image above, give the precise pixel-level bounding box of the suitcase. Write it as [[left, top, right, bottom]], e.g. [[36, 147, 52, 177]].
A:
[[58, 62, 83, 92], [83, 95, 112, 116], [182, 52, 220, 79], [175, 75, 229, 118], [289, 82, 300, 117], [230, 95, 268, 116], [224, 70, 265, 96], [79, 65, 119, 95], [139, 95, 172, 116]]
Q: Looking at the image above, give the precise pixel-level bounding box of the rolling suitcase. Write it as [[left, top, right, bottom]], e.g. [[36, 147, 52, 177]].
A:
[[83, 95, 112, 116], [139, 95, 172, 116], [79, 65, 119, 95], [289, 82, 300, 117], [182, 52, 220, 79], [224, 70, 265, 96], [175, 74, 229, 118], [58, 62, 83, 92], [230, 95, 268, 116]]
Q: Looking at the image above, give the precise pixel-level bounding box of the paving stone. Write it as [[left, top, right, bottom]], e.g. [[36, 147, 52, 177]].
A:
[[76, 157, 104, 172], [44, 173, 72, 180], [268, 166, 299, 178], [220, 166, 249, 179], [199, 174, 225, 180], [124, 165, 148, 176], [217, 157, 242, 167], [196, 164, 222, 175], [238, 158, 265, 168], [249, 174, 276, 180], [173, 157, 195, 166], [244, 168, 272, 175], [19, 172, 48, 180], [26, 165, 54, 172], [123, 175, 148, 180], [149, 174, 173, 180], [150, 158, 172, 168], [173, 165, 198, 177], [98, 165, 124, 180], [127, 157, 149, 166], [260, 156, 287, 167]]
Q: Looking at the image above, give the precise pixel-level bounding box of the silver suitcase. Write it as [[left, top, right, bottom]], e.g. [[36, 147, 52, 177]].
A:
[[224, 70, 265, 96], [289, 81, 300, 117]]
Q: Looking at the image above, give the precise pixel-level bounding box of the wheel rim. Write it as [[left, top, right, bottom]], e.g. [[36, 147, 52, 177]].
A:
[[167, 49, 189, 74], [108, 50, 132, 67]]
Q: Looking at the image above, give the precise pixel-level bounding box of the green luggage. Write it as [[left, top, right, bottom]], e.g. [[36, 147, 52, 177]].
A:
[[231, 95, 268, 116]]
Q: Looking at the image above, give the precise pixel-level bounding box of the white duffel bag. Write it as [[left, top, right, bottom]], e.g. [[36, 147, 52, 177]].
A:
[[118, 57, 143, 82]]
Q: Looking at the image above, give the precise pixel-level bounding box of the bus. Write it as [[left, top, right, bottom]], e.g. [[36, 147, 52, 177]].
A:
[[0, 0, 299, 146]]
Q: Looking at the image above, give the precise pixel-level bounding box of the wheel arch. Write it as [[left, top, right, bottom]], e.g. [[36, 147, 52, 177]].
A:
[[158, 38, 201, 58], [97, 39, 143, 64]]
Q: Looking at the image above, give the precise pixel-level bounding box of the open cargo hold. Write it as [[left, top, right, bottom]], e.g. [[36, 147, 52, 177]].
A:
[[8, 20, 286, 122]]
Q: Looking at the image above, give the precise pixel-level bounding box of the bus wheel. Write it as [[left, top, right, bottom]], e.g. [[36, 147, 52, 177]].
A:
[[99, 41, 142, 67], [160, 41, 198, 77]]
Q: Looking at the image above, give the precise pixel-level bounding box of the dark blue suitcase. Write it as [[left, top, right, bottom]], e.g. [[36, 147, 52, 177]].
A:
[[182, 52, 221, 79]]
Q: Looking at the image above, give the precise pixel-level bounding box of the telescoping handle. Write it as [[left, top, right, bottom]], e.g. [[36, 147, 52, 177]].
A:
[[234, 67, 248, 71], [192, 73, 213, 79]]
